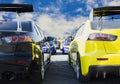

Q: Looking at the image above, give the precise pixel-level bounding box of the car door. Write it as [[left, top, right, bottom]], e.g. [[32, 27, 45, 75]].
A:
[[70, 25, 84, 67]]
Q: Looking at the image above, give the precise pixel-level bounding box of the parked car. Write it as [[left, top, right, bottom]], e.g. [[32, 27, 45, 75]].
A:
[[48, 41, 57, 55], [69, 6, 120, 81], [62, 42, 70, 54], [41, 42, 50, 53], [41, 42, 51, 64], [54, 40, 60, 49], [0, 4, 51, 83]]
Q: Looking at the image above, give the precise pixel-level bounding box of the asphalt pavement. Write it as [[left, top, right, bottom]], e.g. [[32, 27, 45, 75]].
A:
[[42, 52, 80, 84], [43, 50, 120, 84], [0, 50, 120, 84]]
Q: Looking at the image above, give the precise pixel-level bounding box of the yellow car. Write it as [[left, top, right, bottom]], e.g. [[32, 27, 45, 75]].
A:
[[69, 6, 120, 81]]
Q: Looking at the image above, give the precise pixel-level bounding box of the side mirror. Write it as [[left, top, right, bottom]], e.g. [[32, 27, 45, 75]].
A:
[[70, 37, 74, 42]]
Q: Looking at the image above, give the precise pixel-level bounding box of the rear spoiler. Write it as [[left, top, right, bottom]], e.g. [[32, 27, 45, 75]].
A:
[[89, 6, 120, 21], [0, 4, 33, 13], [0, 4, 33, 32]]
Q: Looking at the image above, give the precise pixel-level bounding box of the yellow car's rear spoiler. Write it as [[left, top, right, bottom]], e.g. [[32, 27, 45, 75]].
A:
[[90, 6, 120, 21], [0, 4, 33, 13]]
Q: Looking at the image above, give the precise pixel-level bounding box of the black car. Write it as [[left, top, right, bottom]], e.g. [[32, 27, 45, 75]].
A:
[[0, 4, 50, 83]]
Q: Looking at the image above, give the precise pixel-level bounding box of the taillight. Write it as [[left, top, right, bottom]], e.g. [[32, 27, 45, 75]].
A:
[[12, 36, 18, 42], [16, 60, 27, 65], [19, 35, 25, 42], [19, 35, 32, 42], [2, 35, 32, 43], [88, 33, 117, 41]]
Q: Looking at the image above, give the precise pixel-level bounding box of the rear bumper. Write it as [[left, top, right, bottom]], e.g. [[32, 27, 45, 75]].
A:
[[80, 54, 120, 76], [0, 64, 29, 74], [89, 65, 120, 73], [0, 52, 32, 75]]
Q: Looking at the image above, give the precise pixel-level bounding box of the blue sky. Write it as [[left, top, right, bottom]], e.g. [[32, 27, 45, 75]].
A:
[[0, 0, 119, 38]]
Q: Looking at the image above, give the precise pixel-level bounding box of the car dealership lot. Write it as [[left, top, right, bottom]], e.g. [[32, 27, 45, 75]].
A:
[[0, 50, 120, 84]]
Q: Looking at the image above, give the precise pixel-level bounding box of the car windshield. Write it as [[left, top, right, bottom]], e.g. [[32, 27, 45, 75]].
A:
[[64, 42, 70, 45], [92, 15, 120, 30], [48, 41, 54, 46]]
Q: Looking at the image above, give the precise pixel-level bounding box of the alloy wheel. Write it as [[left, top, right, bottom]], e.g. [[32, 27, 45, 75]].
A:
[[76, 59, 80, 79], [41, 60, 45, 80]]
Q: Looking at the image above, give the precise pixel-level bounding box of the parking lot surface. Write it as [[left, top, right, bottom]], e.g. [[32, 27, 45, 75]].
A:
[[43, 52, 80, 84], [0, 50, 120, 84]]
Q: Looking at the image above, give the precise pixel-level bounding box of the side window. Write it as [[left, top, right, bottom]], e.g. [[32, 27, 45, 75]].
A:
[[36, 25, 45, 41], [75, 24, 85, 38], [77, 25, 84, 37], [34, 25, 39, 35], [32, 22, 43, 41]]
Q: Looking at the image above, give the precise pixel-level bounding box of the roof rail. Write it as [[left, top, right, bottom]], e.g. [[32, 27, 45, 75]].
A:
[[0, 4, 33, 13], [89, 6, 120, 21]]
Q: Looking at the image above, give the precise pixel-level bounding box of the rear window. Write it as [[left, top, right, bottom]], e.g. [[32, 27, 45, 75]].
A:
[[92, 15, 120, 30], [0, 21, 32, 31]]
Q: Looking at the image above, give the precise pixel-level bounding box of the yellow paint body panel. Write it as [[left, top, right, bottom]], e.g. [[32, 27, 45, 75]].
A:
[[69, 20, 120, 76], [80, 41, 120, 76]]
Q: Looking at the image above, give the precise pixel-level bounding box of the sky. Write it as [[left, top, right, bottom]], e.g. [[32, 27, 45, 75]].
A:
[[0, 0, 120, 38]]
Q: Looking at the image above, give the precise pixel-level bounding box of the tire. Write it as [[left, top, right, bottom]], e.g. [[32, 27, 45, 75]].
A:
[[76, 54, 90, 82], [28, 60, 42, 84], [28, 54, 45, 83], [68, 53, 71, 65], [48, 55, 51, 63], [62, 51, 64, 54], [41, 57, 45, 80]]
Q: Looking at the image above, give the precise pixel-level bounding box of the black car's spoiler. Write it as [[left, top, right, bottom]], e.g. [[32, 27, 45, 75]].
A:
[[0, 4, 33, 32], [89, 6, 120, 21], [0, 4, 33, 13]]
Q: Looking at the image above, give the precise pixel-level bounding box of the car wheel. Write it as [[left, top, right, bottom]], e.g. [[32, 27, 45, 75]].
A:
[[48, 56, 51, 63], [62, 51, 64, 54], [76, 58, 80, 80], [68, 53, 71, 65], [41, 58, 45, 80], [28, 60, 42, 83], [76, 54, 90, 82]]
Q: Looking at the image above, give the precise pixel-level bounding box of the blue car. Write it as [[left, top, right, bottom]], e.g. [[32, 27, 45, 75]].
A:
[[42, 42, 50, 53], [62, 42, 70, 54], [48, 41, 57, 55]]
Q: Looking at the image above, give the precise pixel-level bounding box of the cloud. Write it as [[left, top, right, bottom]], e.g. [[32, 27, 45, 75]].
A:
[[77, 0, 81, 2], [36, 14, 87, 38], [37, 3, 61, 15], [12, 0, 23, 3], [86, 0, 99, 11], [107, 0, 120, 6], [20, 13, 34, 21], [76, 8, 83, 12], [67, 0, 74, 3]]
